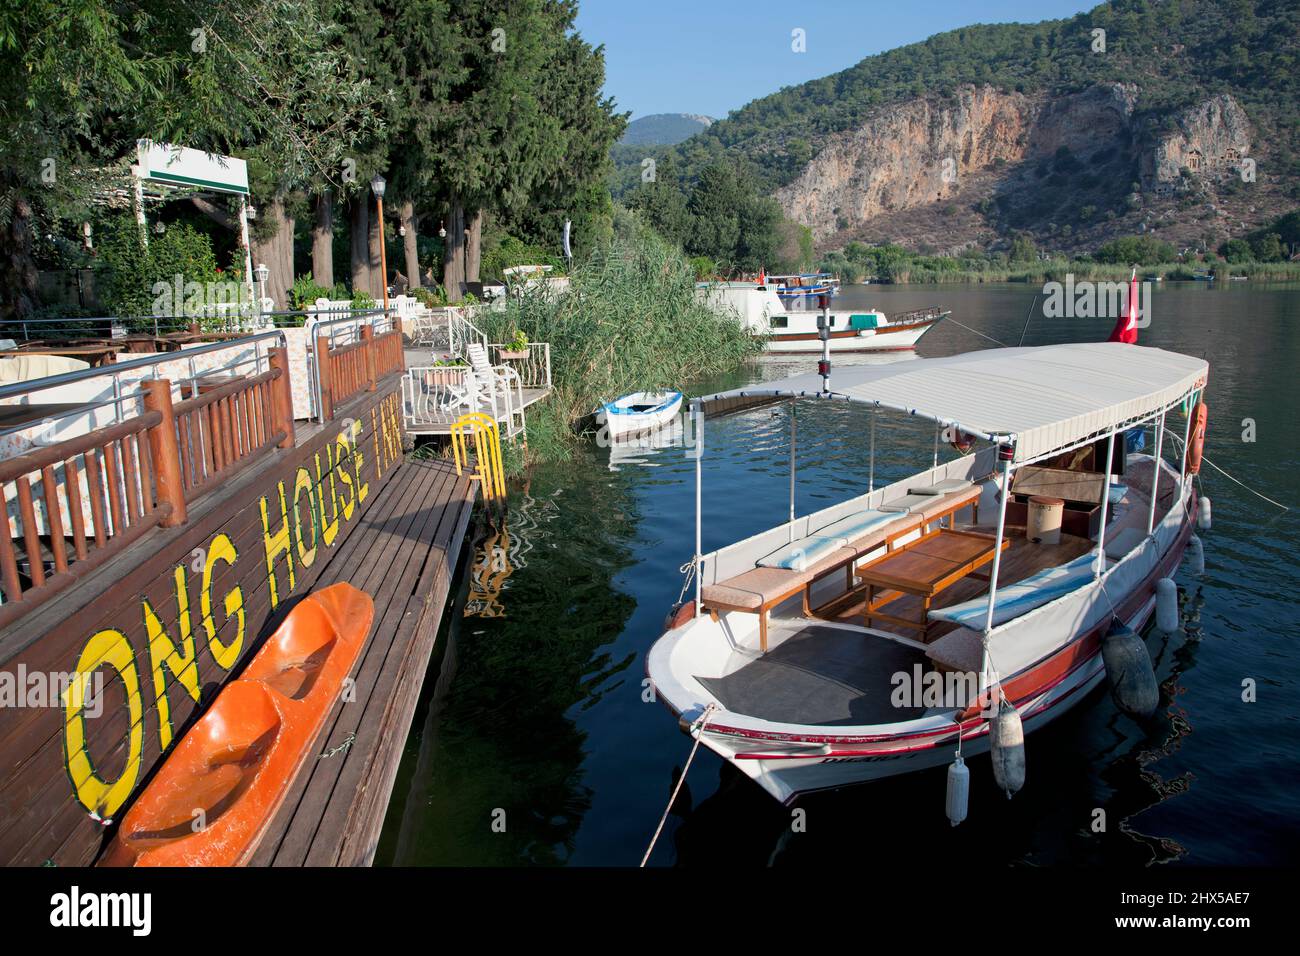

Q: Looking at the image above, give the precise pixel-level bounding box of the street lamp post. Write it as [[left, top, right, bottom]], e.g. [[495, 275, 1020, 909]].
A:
[[254, 262, 269, 317], [371, 174, 389, 312]]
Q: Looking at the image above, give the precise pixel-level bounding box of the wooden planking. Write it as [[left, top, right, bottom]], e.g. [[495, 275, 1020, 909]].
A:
[[329, 471, 472, 865], [0, 384, 407, 867], [18, 418, 422, 868], [248, 457, 474, 866]]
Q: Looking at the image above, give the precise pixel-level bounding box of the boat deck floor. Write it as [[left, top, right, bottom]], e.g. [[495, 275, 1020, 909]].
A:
[[699, 624, 930, 726], [247, 456, 475, 866]]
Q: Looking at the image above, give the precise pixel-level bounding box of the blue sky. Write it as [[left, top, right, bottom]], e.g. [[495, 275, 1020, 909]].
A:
[[574, 0, 1100, 121]]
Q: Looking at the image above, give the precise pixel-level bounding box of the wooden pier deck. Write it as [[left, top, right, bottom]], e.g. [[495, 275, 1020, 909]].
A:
[[0, 338, 478, 866], [251, 456, 474, 866]]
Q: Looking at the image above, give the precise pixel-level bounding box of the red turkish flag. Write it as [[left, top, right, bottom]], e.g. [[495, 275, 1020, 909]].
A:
[[1109, 268, 1140, 343]]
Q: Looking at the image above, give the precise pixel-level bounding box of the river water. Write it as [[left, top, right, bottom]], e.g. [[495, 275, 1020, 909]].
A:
[[377, 281, 1300, 867]]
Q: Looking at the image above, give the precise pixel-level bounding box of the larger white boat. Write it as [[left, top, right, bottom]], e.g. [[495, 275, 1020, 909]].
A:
[[696, 280, 945, 353], [647, 343, 1209, 806]]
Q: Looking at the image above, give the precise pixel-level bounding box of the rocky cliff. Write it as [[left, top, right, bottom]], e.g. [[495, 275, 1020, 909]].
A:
[[776, 83, 1259, 253]]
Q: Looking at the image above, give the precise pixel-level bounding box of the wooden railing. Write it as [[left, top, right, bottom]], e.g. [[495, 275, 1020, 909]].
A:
[[0, 346, 296, 627], [316, 316, 405, 421], [172, 353, 294, 502], [0, 413, 166, 627]]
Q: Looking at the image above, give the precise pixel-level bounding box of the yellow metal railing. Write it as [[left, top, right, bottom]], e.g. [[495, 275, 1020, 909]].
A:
[[450, 412, 506, 501]]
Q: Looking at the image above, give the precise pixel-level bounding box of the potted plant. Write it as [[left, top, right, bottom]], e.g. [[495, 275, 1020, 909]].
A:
[[425, 357, 468, 387], [499, 329, 530, 360]]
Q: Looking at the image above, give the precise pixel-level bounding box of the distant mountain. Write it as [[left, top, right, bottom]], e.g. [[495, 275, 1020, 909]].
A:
[[620, 113, 714, 146], [613, 0, 1300, 256]]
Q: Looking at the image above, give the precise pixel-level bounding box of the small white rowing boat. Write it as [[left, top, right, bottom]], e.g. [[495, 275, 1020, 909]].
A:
[[598, 390, 683, 438]]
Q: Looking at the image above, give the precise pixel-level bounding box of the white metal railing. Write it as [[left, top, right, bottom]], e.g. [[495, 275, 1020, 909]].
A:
[[304, 309, 400, 421], [449, 308, 488, 357], [402, 362, 524, 436], [489, 342, 551, 390]]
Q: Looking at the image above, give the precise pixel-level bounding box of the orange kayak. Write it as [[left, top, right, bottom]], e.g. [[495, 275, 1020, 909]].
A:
[[100, 583, 374, 867]]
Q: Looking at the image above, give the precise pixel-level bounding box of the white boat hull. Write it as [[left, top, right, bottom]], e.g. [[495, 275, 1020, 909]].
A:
[[648, 453, 1194, 805], [599, 391, 683, 438], [764, 317, 941, 353], [693, 281, 944, 354], [702, 645, 1117, 804]]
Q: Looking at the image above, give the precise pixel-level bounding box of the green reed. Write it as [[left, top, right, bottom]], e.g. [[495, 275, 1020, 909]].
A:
[[477, 210, 763, 470]]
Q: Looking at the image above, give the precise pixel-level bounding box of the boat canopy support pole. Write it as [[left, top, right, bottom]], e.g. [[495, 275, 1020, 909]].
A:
[[979, 443, 1014, 702], [693, 400, 703, 618], [1094, 429, 1117, 578], [868, 409, 876, 494], [788, 404, 796, 540], [1178, 388, 1195, 491], [1147, 409, 1165, 534]]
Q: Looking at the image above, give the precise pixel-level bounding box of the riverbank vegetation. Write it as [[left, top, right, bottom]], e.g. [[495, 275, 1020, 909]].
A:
[[814, 213, 1300, 285], [624, 160, 812, 276], [477, 209, 762, 472]]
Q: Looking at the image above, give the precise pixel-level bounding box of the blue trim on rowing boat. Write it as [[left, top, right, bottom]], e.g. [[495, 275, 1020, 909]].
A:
[[600, 391, 683, 416]]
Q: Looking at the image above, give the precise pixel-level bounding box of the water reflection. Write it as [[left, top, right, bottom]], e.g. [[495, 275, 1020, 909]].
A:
[[463, 492, 557, 617], [381, 281, 1300, 867]]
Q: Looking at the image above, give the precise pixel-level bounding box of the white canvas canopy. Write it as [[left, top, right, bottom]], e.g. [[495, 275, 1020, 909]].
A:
[[698, 342, 1207, 464]]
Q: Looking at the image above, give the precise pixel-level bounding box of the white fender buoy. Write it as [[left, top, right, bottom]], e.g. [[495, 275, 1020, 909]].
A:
[[946, 755, 969, 827], [1186, 534, 1205, 575], [1101, 620, 1159, 718], [1155, 578, 1179, 633], [989, 701, 1026, 798], [1198, 496, 1212, 530]]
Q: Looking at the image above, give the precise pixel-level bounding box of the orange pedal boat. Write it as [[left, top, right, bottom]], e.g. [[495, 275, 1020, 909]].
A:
[[100, 583, 374, 866]]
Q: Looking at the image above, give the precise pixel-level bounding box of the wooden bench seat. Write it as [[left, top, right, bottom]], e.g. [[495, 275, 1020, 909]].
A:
[[702, 483, 982, 652]]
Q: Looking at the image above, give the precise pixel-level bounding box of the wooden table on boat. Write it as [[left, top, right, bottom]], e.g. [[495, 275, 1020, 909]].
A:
[[856, 528, 1008, 641]]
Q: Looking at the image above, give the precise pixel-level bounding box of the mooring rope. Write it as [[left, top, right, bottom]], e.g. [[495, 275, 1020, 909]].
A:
[[944, 317, 1010, 349], [640, 703, 716, 867], [676, 559, 696, 609], [1169, 433, 1289, 511]]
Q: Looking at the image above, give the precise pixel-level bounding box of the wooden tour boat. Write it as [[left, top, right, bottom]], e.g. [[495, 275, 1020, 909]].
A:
[[647, 342, 1209, 806]]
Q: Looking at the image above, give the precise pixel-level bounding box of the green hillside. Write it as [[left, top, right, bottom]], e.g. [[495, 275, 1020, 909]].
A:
[[620, 113, 713, 146], [613, 0, 1300, 198]]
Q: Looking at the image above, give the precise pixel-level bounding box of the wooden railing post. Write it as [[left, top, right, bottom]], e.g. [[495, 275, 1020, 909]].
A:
[[268, 346, 296, 448], [315, 334, 334, 421], [361, 324, 376, 391], [141, 379, 187, 527]]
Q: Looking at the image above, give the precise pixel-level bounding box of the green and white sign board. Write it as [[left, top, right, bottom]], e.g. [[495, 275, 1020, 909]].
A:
[[134, 140, 249, 195]]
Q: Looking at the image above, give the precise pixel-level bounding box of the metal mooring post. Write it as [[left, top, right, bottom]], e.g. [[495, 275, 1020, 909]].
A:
[[817, 292, 831, 393]]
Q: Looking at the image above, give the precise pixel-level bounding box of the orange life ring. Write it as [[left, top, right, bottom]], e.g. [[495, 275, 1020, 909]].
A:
[[1185, 401, 1208, 475]]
